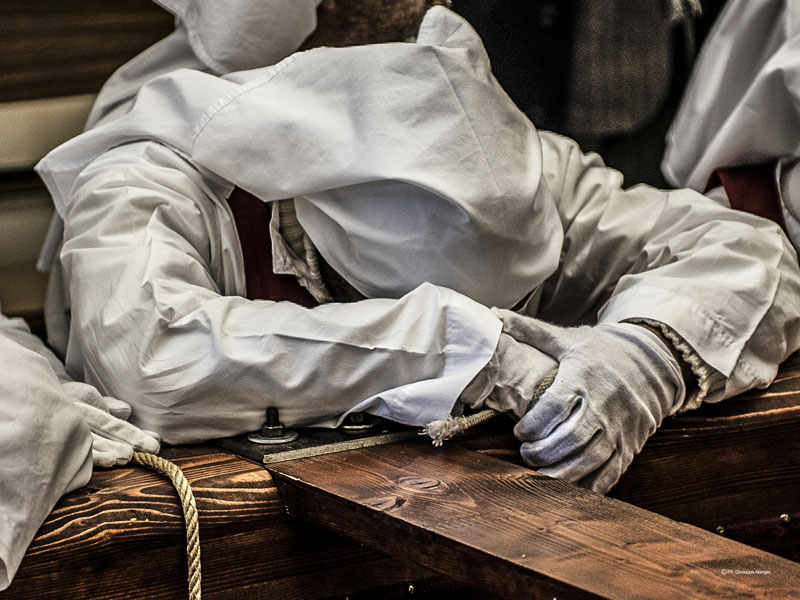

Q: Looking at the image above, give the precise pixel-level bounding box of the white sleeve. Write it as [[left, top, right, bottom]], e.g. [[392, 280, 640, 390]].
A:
[[534, 131, 800, 401], [0, 321, 92, 591], [60, 142, 501, 444], [0, 310, 69, 382]]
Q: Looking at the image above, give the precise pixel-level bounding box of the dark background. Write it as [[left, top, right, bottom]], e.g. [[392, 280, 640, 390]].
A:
[[453, 0, 728, 187]]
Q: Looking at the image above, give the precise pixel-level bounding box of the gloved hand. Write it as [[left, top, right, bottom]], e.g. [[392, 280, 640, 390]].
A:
[[493, 309, 686, 493], [469, 332, 558, 419], [426, 331, 558, 446], [61, 381, 161, 468]]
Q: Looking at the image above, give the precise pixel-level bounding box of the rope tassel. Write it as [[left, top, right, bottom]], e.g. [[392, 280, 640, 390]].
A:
[[422, 409, 499, 447], [423, 368, 558, 446]]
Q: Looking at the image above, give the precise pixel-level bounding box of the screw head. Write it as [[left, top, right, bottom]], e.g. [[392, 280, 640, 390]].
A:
[[715, 525, 727, 536], [779, 513, 791, 527]]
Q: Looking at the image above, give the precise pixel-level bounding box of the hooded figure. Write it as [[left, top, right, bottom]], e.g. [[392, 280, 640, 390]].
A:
[[34, 2, 800, 498], [663, 0, 800, 249], [82, 0, 324, 128], [0, 312, 92, 591], [0, 306, 160, 590]]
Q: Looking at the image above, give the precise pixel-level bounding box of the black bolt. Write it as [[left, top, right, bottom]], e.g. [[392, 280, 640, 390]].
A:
[[347, 412, 364, 424], [266, 407, 280, 427]]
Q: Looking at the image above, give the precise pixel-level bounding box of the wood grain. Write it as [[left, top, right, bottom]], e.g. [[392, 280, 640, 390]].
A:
[[1, 0, 173, 102], [8, 354, 800, 598], [269, 440, 800, 600], [455, 353, 800, 560], [6, 446, 456, 600]]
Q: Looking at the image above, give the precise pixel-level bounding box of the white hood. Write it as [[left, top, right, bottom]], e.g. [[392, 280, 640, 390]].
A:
[[154, 0, 323, 73], [662, 0, 800, 190], [38, 7, 561, 308], [85, 0, 322, 128]]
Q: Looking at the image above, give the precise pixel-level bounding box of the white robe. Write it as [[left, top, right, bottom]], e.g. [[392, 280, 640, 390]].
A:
[[36, 7, 800, 444], [663, 0, 800, 248], [0, 312, 92, 591]]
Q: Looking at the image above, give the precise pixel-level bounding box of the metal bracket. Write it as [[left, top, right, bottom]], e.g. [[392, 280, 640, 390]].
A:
[[214, 417, 418, 465]]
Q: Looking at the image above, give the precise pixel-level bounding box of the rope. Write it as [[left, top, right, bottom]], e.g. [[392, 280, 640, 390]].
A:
[[422, 409, 498, 447], [422, 368, 558, 446], [129, 369, 559, 594], [133, 452, 202, 600]]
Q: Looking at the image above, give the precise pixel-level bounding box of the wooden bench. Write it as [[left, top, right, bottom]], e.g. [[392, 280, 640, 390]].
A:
[[6, 354, 800, 599], [458, 351, 800, 563], [7, 446, 469, 600]]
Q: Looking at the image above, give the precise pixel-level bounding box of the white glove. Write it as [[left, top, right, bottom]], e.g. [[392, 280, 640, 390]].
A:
[[426, 332, 558, 446], [494, 309, 686, 493], [464, 332, 558, 419], [61, 382, 161, 468]]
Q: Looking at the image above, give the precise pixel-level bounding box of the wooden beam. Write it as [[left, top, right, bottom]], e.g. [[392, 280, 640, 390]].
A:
[[1, 0, 173, 102], [269, 440, 800, 600], [450, 353, 800, 562], [8, 446, 456, 600], [612, 352, 800, 525]]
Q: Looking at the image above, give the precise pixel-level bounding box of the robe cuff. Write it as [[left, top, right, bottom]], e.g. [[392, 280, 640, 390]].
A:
[[458, 342, 500, 414]]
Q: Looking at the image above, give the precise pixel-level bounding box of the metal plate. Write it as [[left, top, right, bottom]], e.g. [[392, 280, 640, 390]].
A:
[[214, 419, 418, 464]]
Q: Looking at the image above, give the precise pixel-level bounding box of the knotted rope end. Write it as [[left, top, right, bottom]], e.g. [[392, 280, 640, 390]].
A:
[[421, 409, 499, 447]]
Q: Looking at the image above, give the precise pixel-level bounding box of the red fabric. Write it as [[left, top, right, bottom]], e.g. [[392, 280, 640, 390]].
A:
[[705, 161, 786, 232], [227, 187, 318, 307]]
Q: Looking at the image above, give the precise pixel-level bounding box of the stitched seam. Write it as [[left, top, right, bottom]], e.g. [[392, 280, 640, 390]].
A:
[[191, 52, 307, 141]]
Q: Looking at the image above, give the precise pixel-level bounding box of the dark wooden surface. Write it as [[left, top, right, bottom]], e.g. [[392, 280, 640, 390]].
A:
[[7, 360, 800, 598], [269, 441, 800, 600], [455, 352, 800, 561], [1, 0, 173, 102], [7, 446, 462, 600], [612, 352, 800, 527]]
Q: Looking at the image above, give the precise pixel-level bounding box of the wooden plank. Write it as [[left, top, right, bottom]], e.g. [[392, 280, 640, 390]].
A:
[[610, 351, 800, 560], [269, 440, 800, 600], [0, 95, 95, 170], [611, 358, 800, 528], [0, 0, 173, 101], [457, 411, 800, 564], [6, 446, 460, 600], [8, 362, 799, 597], [453, 352, 800, 561]]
